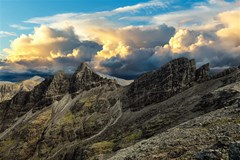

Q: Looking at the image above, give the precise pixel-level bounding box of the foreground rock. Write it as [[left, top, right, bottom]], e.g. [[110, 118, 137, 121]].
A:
[[229, 142, 240, 160]]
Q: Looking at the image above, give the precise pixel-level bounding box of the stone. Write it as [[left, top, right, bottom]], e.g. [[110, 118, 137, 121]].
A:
[[69, 62, 114, 93], [124, 57, 196, 111], [229, 142, 240, 160], [195, 63, 211, 82], [196, 150, 222, 160]]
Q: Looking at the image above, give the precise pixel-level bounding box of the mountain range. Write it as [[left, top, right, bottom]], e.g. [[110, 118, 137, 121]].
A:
[[0, 57, 239, 160], [0, 76, 44, 103]]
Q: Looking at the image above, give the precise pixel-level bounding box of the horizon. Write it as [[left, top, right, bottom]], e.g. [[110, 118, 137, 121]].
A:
[[0, 0, 240, 81]]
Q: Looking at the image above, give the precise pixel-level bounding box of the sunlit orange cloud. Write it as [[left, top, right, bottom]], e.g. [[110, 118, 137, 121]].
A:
[[216, 10, 240, 49], [2, 9, 240, 76], [165, 29, 213, 54], [4, 25, 81, 62]]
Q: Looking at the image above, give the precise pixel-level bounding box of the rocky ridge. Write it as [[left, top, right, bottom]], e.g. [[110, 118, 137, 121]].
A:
[[0, 76, 44, 103], [0, 58, 239, 160]]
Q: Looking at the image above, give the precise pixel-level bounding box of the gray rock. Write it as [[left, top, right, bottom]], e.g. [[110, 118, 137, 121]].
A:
[[196, 150, 222, 160], [124, 57, 196, 111], [195, 63, 211, 82], [70, 62, 114, 93], [229, 141, 240, 160]]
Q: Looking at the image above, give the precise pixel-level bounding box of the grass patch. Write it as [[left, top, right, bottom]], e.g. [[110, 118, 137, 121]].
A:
[[63, 111, 74, 124], [0, 138, 14, 152], [122, 130, 142, 143], [90, 141, 114, 154]]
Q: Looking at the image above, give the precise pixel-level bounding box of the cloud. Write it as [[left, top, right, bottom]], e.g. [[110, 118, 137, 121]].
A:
[[93, 10, 240, 78], [151, 0, 239, 29], [2, 25, 102, 76], [10, 24, 31, 30], [91, 24, 175, 72], [4, 25, 101, 62], [113, 0, 168, 13], [166, 29, 214, 53], [1, 1, 240, 81], [0, 31, 17, 38], [216, 10, 240, 49]]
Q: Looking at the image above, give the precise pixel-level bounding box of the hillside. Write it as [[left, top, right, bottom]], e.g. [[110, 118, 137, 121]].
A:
[[0, 58, 239, 160], [0, 76, 44, 103]]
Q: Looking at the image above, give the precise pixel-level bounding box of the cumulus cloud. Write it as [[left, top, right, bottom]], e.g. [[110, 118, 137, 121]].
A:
[[216, 10, 240, 50], [1, 1, 240, 81], [94, 10, 240, 78], [2, 25, 102, 75]]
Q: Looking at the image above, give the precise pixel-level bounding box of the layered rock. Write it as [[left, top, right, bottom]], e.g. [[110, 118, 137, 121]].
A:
[[0, 58, 239, 160], [213, 67, 239, 79], [195, 63, 211, 82], [0, 62, 117, 132], [124, 57, 196, 111], [45, 71, 70, 98], [0, 76, 44, 103], [70, 62, 114, 93]]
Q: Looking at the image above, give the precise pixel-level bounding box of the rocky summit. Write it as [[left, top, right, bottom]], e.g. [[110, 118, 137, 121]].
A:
[[0, 76, 44, 103], [0, 58, 239, 160]]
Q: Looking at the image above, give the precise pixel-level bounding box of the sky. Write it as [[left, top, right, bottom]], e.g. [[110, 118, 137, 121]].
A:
[[0, 0, 240, 81]]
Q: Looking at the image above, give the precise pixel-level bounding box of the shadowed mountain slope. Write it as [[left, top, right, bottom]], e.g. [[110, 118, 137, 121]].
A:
[[0, 58, 239, 160]]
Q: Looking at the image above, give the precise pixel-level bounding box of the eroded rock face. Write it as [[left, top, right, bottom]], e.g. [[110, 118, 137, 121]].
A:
[[195, 63, 211, 82], [124, 58, 196, 111], [0, 62, 117, 133], [0, 76, 44, 103], [70, 62, 114, 94], [0, 59, 239, 160], [45, 71, 70, 98], [214, 67, 239, 79]]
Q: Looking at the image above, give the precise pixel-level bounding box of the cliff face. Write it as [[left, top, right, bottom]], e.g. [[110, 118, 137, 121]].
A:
[[0, 76, 44, 103], [124, 58, 196, 111], [0, 58, 239, 160], [69, 62, 114, 94]]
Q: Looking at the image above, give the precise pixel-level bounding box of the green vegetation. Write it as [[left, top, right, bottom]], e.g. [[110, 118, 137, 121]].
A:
[[0, 138, 14, 152], [90, 141, 114, 154], [122, 130, 142, 143], [63, 111, 74, 124]]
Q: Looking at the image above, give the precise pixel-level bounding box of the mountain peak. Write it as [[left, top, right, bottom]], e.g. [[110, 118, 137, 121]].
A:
[[75, 62, 91, 73], [69, 62, 116, 93], [124, 57, 196, 111]]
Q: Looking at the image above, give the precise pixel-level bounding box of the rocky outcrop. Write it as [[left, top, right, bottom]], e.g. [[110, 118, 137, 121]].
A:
[[0, 58, 239, 160], [196, 150, 222, 160], [124, 57, 196, 111], [70, 62, 114, 94], [45, 71, 70, 98], [195, 63, 211, 82], [213, 67, 239, 79], [96, 72, 133, 86], [0, 76, 44, 103]]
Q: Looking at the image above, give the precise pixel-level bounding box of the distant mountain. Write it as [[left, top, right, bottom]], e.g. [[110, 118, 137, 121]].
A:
[[0, 76, 44, 102], [0, 58, 239, 160], [96, 72, 133, 86]]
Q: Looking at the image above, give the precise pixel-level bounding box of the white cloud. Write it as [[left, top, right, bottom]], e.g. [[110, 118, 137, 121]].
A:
[[0, 31, 17, 38], [10, 24, 31, 30], [151, 0, 240, 29], [113, 0, 168, 13]]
